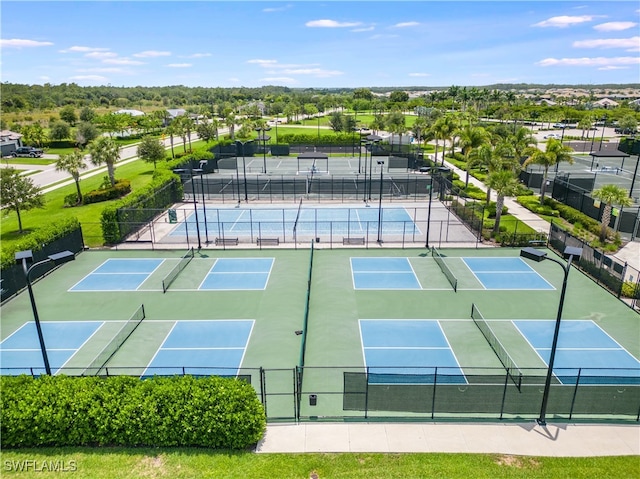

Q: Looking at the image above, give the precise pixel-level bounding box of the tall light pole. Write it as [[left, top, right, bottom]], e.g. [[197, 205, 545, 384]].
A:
[[520, 246, 583, 426], [377, 160, 385, 244], [15, 250, 76, 375], [426, 172, 434, 249], [236, 140, 253, 203], [255, 126, 271, 173], [193, 168, 209, 244], [174, 168, 202, 249]]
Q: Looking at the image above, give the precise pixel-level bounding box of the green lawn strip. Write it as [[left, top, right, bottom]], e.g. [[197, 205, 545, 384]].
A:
[[0, 450, 634, 478], [2, 158, 55, 166], [0, 159, 156, 249]]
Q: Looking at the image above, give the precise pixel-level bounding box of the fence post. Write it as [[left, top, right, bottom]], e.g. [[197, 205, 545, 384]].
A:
[[431, 367, 438, 420], [364, 367, 370, 420], [499, 372, 510, 420]]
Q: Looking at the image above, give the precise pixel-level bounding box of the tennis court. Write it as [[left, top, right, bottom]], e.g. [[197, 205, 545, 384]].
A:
[[1, 246, 638, 422]]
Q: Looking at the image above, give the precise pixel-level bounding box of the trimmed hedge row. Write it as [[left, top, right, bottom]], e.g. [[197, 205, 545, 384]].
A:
[[83, 179, 132, 205], [1, 375, 266, 449], [0, 217, 81, 270]]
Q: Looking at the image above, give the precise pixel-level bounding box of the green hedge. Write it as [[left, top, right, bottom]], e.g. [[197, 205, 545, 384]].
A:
[[83, 179, 131, 205], [0, 217, 81, 270], [1, 375, 265, 449]]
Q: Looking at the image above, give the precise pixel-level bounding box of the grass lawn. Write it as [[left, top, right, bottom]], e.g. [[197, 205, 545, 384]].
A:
[[0, 449, 636, 478], [1, 159, 157, 249]]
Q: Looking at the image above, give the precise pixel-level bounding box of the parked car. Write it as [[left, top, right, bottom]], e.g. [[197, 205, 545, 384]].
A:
[[544, 134, 562, 140], [552, 123, 567, 129], [11, 146, 44, 158]]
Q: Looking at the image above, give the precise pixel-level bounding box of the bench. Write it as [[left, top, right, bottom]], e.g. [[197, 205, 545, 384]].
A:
[[528, 239, 547, 247], [343, 237, 366, 246], [215, 237, 239, 246], [257, 237, 280, 246]]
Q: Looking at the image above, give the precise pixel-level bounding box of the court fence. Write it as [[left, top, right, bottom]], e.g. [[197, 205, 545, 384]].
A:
[[5, 365, 638, 423], [549, 223, 640, 310]]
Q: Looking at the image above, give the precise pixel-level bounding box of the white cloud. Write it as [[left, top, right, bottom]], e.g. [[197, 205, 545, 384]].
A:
[[573, 37, 640, 50], [532, 15, 595, 28], [248, 59, 278, 65], [536, 56, 640, 67], [63, 46, 109, 53], [261, 77, 297, 83], [187, 53, 212, 58], [279, 67, 343, 77], [133, 50, 171, 58], [393, 22, 420, 28], [594, 22, 638, 32], [103, 58, 145, 65], [352, 26, 375, 32], [77, 67, 126, 73], [370, 34, 399, 40], [68, 75, 108, 82], [306, 19, 362, 28], [598, 65, 629, 70], [167, 63, 192, 68], [1, 38, 53, 48], [263, 5, 292, 13], [85, 51, 118, 59], [409, 73, 431, 77]]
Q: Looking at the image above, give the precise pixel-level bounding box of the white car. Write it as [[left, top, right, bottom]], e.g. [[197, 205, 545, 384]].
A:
[[544, 134, 562, 140]]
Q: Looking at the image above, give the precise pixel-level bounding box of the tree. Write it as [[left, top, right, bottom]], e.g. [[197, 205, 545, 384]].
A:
[[457, 125, 489, 187], [137, 136, 166, 169], [49, 120, 71, 142], [75, 122, 99, 149], [21, 123, 47, 147], [196, 120, 219, 143], [88, 136, 120, 187], [329, 111, 344, 132], [59, 105, 78, 126], [56, 150, 87, 204], [486, 169, 519, 236], [79, 106, 95, 123], [432, 115, 457, 165], [522, 139, 574, 204], [0, 168, 45, 233], [592, 185, 633, 242]]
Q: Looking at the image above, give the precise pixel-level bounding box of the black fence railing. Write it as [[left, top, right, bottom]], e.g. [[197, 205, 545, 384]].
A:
[[549, 222, 640, 310], [4, 365, 637, 423]]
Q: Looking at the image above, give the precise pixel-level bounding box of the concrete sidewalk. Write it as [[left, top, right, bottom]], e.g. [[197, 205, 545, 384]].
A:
[[256, 422, 640, 456]]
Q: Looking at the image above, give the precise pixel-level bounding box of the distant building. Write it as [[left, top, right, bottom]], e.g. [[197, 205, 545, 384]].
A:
[[594, 98, 619, 109], [114, 109, 145, 116], [0, 130, 24, 157]]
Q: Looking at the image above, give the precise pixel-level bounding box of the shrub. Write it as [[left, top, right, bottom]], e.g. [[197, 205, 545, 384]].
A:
[[621, 281, 640, 299], [83, 179, 131, 205], [485, 201, 508, 219], [63, 193, 79, 207], [0, 375, 266, 449]]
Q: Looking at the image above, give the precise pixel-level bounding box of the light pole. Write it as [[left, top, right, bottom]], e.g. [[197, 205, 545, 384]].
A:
[[255, 126, 271, 173], [366, 135, 382, 201], [520, 245, 583, 426], [426, 172, 434, 249], [598, 115, 607, 151], [193, 168, 209, 244], [235, 140, 253, 203], [174, 168, 202, 249], [15, 249, 76, 375], [377, 160, 385, 244]]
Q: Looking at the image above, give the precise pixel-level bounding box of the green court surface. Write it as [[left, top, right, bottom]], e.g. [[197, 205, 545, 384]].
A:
[[1, 247, 638, 422]]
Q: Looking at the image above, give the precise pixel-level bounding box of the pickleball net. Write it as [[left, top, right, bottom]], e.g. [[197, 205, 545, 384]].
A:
[[162, 247, 195, 293], [432, 247, 458, 292], [83, 304, 146, 376], [471, 303, 523, 390]]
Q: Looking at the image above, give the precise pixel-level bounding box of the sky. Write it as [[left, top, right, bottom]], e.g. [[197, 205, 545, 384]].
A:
[[1, 1, 639, 89]]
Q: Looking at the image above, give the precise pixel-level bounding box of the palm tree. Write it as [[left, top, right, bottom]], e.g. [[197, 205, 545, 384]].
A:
[[56, 150, 87, 204], [432, 115, 456, 165], [486, 169, 519, 236], [592, 185, 633, 242], [457, 125, 489, 187], [88, 136, 120, 187], [522, 139, 574, 204]]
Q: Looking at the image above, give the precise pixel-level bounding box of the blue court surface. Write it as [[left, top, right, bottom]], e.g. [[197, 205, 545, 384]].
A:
[[143, 320, 254, 377], [514, 320, 640, 385], [170, 207, 420, 237], [199, 258, 274, 290], [359, 320, 466, 384], [462, 257, 554, 290], [351, 257, 421, 290], [70, 258, 164, 291], [0, 321, 104, 375]]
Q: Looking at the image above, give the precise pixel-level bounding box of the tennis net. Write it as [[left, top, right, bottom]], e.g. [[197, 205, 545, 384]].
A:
[[432, 247, 458, 292], [471, 303, 522, 389], [162, 247, 195, 293], [83, 304, 146, 376]]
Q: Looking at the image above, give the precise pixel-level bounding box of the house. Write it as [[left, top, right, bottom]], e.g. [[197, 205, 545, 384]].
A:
[[0, 130, 24, 157], [164, 109, 187, 126], [594, 98, 619, 109], [114, 109, 145, 117]]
